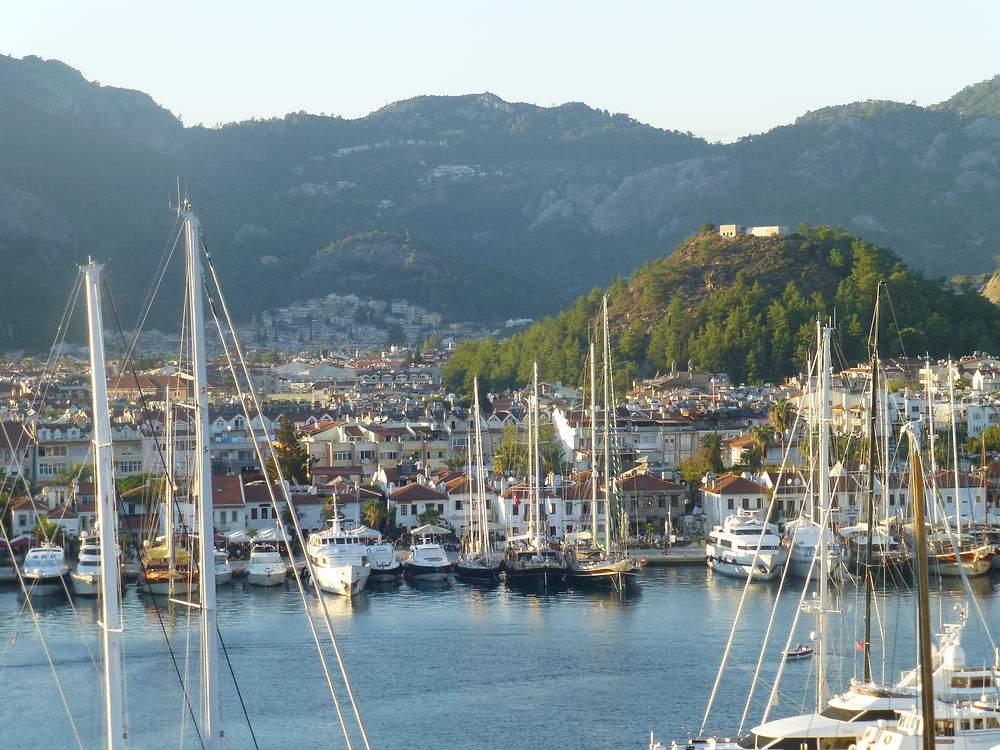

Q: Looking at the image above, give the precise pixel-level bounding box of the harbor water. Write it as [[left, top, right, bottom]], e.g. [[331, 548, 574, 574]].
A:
[[2, 565, 999, 749]]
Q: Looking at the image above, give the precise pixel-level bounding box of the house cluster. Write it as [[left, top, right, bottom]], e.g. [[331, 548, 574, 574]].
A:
[[8, 344, 1000, 547]]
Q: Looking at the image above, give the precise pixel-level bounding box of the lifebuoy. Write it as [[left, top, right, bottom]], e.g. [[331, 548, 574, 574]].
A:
[[882, 734, 893, 744]]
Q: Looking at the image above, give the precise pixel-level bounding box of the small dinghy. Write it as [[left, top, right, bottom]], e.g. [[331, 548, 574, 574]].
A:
[[782, 643, 814, 660]]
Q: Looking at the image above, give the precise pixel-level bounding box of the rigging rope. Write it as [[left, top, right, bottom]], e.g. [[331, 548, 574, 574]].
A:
[[202, 246, 372, 750]]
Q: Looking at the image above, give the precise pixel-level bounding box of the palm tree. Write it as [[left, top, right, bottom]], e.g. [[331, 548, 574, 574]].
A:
[[362, 499, 387, 530], [747, 424, 777, 469], [417, 507, 443, 526], [442, 452, 469, 472], [768, 398, 795, 457]]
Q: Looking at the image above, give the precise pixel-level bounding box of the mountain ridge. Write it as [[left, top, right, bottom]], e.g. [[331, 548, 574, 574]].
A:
[[5, 54, 1000, 350]]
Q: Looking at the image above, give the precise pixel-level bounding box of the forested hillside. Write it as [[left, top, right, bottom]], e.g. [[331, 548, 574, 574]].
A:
[[441, 227, 1000, 394]]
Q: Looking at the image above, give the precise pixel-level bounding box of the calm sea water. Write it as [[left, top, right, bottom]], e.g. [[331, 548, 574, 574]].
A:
[[2, 566, 1000, 750]]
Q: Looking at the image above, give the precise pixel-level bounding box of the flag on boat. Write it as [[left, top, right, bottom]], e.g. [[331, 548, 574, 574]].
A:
[[856, 641, 865, 650]]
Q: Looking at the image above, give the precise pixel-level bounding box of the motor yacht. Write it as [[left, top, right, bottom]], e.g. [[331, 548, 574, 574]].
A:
[[246, 543, 286, 587], [705, 510, 787, 581], [306, 521, 371, 596], [404, 539, 452, 581], [70, 534, 103, 596], [215, 549, 233, 585], [22, 543, 70, 594]]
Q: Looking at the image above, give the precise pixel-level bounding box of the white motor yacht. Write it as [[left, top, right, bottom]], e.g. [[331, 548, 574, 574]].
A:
[[215, 549, 233, 585], [785, 519, 844, 580], [22, 543, 70, 594], [403, 539, 452, 581], [246, 544, 286, 587], [71, 535, 103, 596], [705, 510, 787, 581], [306, 521, 371, 596], [356, 527, 401, 582]]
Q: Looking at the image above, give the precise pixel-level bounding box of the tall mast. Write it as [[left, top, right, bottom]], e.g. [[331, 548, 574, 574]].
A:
[[589, 341, 598, 541], [164, 385, 175, 587], [472, 377, 488, 554], [602, 297, 613, 552], [816, 321, 831, 709], [904, 429, 936, 750], [84, 262, 125, 750], [532, 362, 543, 550], [925, 355, 938, 523], [862, 284, 880, 683], [948, 359, 963, 529], [182, 204, 222, 749]]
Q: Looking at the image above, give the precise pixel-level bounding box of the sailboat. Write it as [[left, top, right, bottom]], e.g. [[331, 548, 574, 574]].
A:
[[454, 377, 503, 583], [503, 362, 567, 589], [139, 387, 199, 596], [854, 427, 1000, 750], [565, 299, 638, 590], [786, 322, 844, 580]]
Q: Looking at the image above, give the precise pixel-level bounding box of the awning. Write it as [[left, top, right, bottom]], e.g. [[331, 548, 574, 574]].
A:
[[410, 523, 452, 536]]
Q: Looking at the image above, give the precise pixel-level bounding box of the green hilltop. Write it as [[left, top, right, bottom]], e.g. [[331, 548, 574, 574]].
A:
[[442, 226, 1000, 393]]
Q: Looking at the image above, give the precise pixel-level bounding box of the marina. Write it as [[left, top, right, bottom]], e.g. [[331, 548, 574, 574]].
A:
[[5, 565, 1000, 748]]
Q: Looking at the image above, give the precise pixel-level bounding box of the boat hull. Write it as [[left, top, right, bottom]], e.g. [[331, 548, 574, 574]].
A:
[[247, 569, 286, 587], [708, 556, 783, 581], [71, 572, 100, 596], [504, 564, 565, 589], [23, 572, 70, 594], [140, 577, 199, 596], [314, 563, 371, 596], [367, 564, 402, 582], [404, 562, 451, 581], [215, 569, 233, 585], [454, 561, 502, 583]]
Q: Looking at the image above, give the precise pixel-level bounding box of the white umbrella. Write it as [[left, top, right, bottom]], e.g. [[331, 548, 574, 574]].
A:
[[227, 530, 252, 543]]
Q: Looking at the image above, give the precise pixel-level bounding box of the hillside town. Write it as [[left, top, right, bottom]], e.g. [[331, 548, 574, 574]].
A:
[[4, 345, 1000, 549]]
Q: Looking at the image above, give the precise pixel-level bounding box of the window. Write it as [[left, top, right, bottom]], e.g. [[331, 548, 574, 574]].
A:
[[658, 497, 665, 508], [18, 514, 26, 527], [400, 505, 408, 516], [437, 503, 444, 512], [251, 508, 258, 520], [512, 503, 520, 516], [565, 503, 573, 515], [332, 452, 351, 462], [485, 499, 491, 510], [454, 500, 462, 510], [727, 499, 734, 510], [231, 511, 238, 522], [128, 504, 136, 514], [260, 506, 269, 519], [549, 502, 556, 514], [410, 504, 417, 515]]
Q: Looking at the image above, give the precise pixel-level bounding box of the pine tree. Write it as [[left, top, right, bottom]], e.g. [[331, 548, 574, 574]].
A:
[[268, 415, 311, 483]]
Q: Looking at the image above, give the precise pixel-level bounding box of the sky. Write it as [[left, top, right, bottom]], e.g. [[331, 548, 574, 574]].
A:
[[5, 1, 1000, 142]]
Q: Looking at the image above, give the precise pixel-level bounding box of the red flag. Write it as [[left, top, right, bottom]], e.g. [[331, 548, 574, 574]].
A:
[[513, 496, 521, 507], [856, 642, 865, 651]]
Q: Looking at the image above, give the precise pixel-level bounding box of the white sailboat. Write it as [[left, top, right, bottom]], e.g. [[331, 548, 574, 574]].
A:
[[786, 323, 844, 581], [454, 377, 502, 583], [566, 322, 639, 590]]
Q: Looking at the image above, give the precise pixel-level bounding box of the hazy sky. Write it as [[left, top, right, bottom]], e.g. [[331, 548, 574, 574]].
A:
[[5, 1, 999, 142]]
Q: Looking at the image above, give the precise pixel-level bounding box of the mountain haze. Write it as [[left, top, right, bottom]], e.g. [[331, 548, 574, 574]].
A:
[[5, 55, 1000, 348]]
